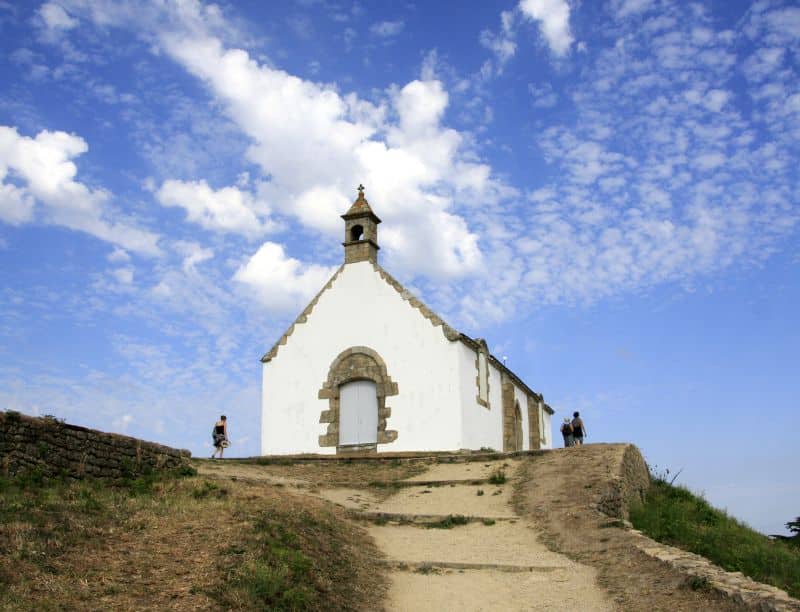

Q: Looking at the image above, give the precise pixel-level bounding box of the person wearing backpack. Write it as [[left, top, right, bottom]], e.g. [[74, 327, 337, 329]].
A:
[[560, 418, 574, 447]]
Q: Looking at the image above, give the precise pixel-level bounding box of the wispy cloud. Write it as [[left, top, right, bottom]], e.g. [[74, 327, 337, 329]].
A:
[[369, 19, 404, 38]]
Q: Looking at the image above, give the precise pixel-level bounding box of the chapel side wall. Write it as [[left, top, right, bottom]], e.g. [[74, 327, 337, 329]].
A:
[[261, 261, 463, 455], [458, 343, 503, 451]]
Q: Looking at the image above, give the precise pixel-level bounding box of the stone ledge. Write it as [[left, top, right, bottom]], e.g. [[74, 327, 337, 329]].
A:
[[628, 530, 800, 611], [588, 444, 799, 611]]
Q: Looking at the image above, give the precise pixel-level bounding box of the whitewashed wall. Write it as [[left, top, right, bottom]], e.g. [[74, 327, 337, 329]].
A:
[[458, 343, 503, 451], [262, 261, 463, 454]]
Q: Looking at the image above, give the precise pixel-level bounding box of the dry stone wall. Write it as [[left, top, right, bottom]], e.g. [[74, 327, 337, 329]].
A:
[[0, 411, 191, 481], [597, 443, 651, 519]]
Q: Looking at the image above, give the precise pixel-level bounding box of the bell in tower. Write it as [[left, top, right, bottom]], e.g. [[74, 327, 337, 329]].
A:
[[342, 184, 381, 264]]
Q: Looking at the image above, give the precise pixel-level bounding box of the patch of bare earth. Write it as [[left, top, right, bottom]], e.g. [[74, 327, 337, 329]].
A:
[[514, 444, 748, 611]]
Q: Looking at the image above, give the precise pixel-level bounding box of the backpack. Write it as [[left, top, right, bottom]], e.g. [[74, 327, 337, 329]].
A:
[[561, 422, 573, 435]]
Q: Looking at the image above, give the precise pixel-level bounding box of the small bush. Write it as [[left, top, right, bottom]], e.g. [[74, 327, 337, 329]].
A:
[[192, 480, 228, 499], [488, 469, 506, 485], [688, 575, 710, 591], [476, 489, 484, 496], [425, 515, 469, 529]]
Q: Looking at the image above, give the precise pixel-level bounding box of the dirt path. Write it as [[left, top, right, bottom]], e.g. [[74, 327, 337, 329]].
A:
[[515, 444, 749, 611], [316, 457, 615, 611]]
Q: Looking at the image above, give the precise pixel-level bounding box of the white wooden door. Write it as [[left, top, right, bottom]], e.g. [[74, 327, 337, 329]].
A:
[[339, 380, 378, 445]]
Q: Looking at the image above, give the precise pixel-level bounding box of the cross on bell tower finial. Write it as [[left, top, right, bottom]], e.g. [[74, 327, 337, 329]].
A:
[[341, 184, 381, 264]]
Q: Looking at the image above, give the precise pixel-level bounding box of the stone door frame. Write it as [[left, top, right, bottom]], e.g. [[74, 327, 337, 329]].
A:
[[317, 346, 399, 454]]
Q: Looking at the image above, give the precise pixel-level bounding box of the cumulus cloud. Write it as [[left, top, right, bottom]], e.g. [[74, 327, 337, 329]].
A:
[[50, 0, 800, 326], [234, 242, 338, 312], [519, 0, 574, 56], [0, 126, 160, 255], [148, 15, 488, 279], [157, 179, 274, 237]]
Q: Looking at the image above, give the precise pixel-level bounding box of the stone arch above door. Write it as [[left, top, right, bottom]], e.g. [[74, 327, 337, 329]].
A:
[[317, 346, 399, 452]]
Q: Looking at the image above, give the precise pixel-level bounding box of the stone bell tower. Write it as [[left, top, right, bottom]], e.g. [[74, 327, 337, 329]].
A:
[[342, 184, 381, 264]]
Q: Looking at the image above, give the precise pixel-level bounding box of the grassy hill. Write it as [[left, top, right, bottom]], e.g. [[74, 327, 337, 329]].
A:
[[0, 466, 388, 611], [630, 473, 800, 599]]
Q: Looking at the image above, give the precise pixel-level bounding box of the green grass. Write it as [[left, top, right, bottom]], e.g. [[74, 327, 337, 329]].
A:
[[488, 469, 506, 485], [424, 515, 470, 529], [218, 508, 381, 611], [0, 467, 198, 603], [630, 478, 800, 598]]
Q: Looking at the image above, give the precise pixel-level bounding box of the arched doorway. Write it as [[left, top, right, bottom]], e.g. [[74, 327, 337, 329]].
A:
[[317, 346, 399, 453], [339, 380, 378, 446]]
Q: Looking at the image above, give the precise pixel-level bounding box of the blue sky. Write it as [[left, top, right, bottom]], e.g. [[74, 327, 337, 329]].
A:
[[0, 0, 797, 535]]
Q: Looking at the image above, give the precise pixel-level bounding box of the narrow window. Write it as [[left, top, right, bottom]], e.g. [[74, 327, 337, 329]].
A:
[[350, 224, 364, 241]]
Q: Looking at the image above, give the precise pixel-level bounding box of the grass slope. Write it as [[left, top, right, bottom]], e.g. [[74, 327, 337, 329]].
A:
[[0, 468, 385, 611], [630, 477, 800, 599]]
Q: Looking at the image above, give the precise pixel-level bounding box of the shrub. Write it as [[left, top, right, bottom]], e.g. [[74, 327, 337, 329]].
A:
[[488, 469, 506, 485]]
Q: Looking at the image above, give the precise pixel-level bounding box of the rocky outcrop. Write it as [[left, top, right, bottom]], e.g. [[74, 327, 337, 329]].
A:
[[0, 411, 190, 481]]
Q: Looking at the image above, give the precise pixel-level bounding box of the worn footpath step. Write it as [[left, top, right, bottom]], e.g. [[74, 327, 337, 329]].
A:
[[401, 459, 517, 482], [380, 560, 567, 573], [317, 481, 516, 517], [370, 478, 492, 488], [349, 510, 517, 524], [386, 569, 611, 612], [367, 522, 573, 568]]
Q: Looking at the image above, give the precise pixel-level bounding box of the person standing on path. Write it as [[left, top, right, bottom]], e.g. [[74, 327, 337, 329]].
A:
[[560, 418, 574, 447], [571, 411, 586, 445], [211, 415, 228, 459]]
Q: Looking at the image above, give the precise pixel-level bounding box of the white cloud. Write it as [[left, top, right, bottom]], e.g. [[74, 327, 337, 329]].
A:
[[609, 0, 655, 19], [107, 247, 130, 263], [529, 82, 558, 108], [519, 0, 574, 56], [172, 239, 214, 272], [147, 18, 491, 279], [480, 10, 517, 67], [233, 242, 337, 312], [38, 2, 78, 30], [157, 179, 274, 237], [112, 267, 134, 284], [369, 20, 404, 38], [0, 126, 161, 255]]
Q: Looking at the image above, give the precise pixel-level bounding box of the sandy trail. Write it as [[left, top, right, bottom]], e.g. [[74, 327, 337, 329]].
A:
[[319, 458, 614, 611]]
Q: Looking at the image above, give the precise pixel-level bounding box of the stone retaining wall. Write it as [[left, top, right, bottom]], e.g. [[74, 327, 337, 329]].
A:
[[588, 444, 799, 611], [0, 411, 191, 481], [597, 443, 651, 519]]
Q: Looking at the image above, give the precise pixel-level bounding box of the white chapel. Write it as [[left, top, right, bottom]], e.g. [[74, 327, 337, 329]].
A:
[[260, 187, 554, 455]]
